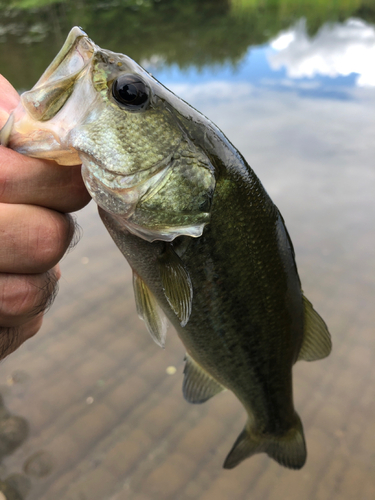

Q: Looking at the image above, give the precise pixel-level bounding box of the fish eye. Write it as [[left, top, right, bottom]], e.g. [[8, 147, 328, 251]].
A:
[[112, 74, 149, 110]]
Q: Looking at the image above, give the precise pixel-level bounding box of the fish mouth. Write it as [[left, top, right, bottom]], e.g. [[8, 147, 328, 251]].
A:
[[32, 27, 94, 87], [1, 27, 97, 164], [20, 27, 95, 122]]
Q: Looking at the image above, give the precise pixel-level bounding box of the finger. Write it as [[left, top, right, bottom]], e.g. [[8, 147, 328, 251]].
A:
[[0, 203, 77, 273], [0, 75, 20, 127], [0, 75, 20, 110], [0, 146, 91, 213], [0, 314, 43, 360], [0, 269, 59, 327]]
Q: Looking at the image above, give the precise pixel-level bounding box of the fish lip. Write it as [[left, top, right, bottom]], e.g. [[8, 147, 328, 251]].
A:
[[4, 27, 97, 162], [20, 27, 95, 121], [34, 27, 94, 88]]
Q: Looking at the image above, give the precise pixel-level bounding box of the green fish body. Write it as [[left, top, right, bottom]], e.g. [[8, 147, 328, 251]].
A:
[[0, 27, 331, 469]]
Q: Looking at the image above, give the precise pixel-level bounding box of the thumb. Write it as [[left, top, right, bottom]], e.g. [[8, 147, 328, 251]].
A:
[[0, 74, 20, 127]]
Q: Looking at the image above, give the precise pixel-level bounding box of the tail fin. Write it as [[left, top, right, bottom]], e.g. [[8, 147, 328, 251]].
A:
[[223, 415, 306, 470]]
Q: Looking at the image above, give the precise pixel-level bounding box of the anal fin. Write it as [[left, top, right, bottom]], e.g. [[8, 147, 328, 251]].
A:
[[158, 245, 193, 327], [298, 295, 332, 362], [133, 271, 168, 348], [183, 354, 225, 404]]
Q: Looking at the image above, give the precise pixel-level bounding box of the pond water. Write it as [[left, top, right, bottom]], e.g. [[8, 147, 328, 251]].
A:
[[0, 1, 374, 499]]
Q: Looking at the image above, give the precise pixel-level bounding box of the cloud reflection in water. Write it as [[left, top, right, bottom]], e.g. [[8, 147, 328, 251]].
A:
[[162, 19, 375, 289], [269, 18, 375, 87]]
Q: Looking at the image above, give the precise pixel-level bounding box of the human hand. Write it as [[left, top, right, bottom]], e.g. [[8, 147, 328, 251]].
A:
[[0, 75, 91, 359]]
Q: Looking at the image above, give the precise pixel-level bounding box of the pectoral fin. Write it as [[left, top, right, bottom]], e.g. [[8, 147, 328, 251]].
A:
[[158, 246, 193, 327], [132, 271, 168, 348], [183, 354, 225, 404], [298, 295, 332, 361]]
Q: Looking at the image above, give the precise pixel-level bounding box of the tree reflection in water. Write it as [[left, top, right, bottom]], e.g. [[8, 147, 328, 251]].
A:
[[0, 0, 374, 89]]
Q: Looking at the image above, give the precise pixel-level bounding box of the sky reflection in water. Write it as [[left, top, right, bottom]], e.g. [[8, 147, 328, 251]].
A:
[[152, 17, 375, 101], [0, 7, 374, 500], [153, 17, 374, 317]]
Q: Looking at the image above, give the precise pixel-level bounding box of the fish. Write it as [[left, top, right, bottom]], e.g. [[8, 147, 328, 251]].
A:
[[0, 27, 331, 470]]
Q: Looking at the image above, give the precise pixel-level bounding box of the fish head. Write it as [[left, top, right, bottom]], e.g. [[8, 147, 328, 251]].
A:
[[4, 27, 215, 242]]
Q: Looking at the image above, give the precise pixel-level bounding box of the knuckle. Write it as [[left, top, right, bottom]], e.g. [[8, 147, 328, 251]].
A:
[[0, 149, 15, 200], [0, 169, 8, 200], [21, 314, 44, 341], [69, 183, 91, 212], [59, 166, 91, 213], [31, 212, 73, 269], [0, 272, 59, 321], [0, 276, 38, 318], [0, 325, 20, 360], [0, 315, 43, 360]]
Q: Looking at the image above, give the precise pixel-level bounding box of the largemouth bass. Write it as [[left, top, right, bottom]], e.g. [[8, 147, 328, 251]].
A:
[[0, 27, 331, 470]]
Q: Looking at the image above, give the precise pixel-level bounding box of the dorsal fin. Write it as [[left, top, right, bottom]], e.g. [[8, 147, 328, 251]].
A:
[[132, 271, 168, 348], [158, 246, 193, 327], [183, 354, 225, 404], [298, 295, 332, 361]]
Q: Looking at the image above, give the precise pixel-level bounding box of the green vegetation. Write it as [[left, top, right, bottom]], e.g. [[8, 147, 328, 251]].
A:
[[7, 0, 61, 8], [230, 0, 375, 35], [0, 0, 374, 89]]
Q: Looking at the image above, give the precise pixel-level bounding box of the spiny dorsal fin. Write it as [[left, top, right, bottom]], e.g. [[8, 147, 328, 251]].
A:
[[158, 246, 193, 327], [298, 295, 332, 362], [183, 354, 225, 404], [132, 271, 168, 348]]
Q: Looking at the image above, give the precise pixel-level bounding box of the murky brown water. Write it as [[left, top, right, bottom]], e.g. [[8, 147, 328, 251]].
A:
[[0, 1, 374, 499]]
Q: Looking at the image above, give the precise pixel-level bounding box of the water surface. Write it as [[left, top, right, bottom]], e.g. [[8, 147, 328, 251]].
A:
[[0, 1, 374, 499]]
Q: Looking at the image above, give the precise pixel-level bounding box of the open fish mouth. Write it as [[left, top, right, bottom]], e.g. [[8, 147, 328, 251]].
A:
[[21, 27, 95, 122], [0, 27, 97, 164], [32, 27, 94, 87], [1, 26, 215, 243]]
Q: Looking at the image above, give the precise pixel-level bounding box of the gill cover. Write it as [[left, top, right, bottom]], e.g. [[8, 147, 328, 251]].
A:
[[1, 27, 216, 243]]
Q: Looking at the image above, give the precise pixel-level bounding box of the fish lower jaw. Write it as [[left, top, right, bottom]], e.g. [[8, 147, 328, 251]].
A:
[[79, 151, 172, 193], [99, 168, 120, 185], [81, 159, 127, 189], [81, 164, 137, 217], [81, 159, 167, 215]]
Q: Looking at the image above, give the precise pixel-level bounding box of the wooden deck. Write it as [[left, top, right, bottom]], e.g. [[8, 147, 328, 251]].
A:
[[0, 198, 374, 500]]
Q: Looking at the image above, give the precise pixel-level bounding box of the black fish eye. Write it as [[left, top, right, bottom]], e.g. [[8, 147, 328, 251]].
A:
[[112, 74, 149, 110]]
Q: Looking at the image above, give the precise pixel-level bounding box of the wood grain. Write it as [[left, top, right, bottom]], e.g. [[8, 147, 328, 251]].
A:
[[0, 199, 373, 500]]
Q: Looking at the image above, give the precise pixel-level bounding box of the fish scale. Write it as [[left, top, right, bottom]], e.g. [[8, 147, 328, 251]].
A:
[[0, 26, 331, 470]]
